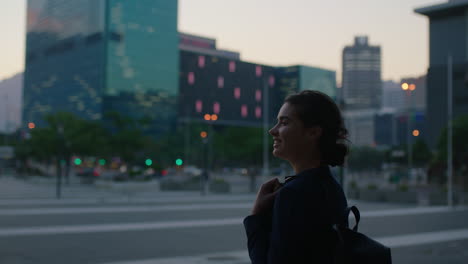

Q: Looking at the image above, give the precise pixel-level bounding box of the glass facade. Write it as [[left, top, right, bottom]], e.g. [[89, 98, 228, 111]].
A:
[[24, 0, 179, 136], [24, 0, 106, 126], [299, 66, 337, 100]]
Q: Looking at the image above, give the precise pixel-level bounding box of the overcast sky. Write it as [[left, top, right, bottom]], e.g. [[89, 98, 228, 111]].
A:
[[0, 0, 442, 84]]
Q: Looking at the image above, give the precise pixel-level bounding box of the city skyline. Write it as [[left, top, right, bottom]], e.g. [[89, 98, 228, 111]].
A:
[[1, 0, 437, 83]]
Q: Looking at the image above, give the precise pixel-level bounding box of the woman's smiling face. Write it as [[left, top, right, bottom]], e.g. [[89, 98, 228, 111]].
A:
[[269, 103, 316, 162]]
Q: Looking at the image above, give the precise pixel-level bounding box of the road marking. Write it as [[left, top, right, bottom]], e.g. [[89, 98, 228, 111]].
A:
[[1, 204, 468, 237], [0, 203, 252, 216], [100, 229, 468, 264], [0, 202, 466, 216], [0, 218, 245, 237], [0, 194, 256, 206]]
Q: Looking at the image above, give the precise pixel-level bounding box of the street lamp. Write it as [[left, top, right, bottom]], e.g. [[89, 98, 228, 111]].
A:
[[200, 113, 218, 196], [401, 82, 416, 181]]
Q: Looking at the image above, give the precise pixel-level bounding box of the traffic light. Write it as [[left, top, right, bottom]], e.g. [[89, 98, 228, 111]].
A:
[[176, 158, 183, 166], [200, 131, 208, 138], [145, 159, 153, 166], [74, 158, 82, 165], [99, 159, 106, 166]]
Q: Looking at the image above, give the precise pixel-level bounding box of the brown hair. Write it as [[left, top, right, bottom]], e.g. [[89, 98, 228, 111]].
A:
[[284, 90, 349, 166]]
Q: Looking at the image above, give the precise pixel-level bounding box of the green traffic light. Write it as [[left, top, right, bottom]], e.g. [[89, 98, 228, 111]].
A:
[[145, 159, 153, 166], [74, 158, 82, 165], [176, 158, 183, 166], [99, 159, 106, 165]]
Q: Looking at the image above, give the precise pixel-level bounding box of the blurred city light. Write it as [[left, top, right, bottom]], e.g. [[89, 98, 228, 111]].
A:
[[401, 83, 409, 90], [204, 114, 211, 121], [28, 122, 35, 129], [413, 129, 420, 137], [409, 84, 416, 91], [200, 131, 207, 138], [211, 114, 218, 121], [74, 158, 82, 165], [175, 158, 183, 166], [99, 159, 106, 165], [145, 159, 153, 166]]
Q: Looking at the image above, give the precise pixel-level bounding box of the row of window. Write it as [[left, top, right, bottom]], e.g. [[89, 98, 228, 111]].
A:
[[187, 71, 276, 87], [195, 55, 264, 77], [27, 31, 122, 62], [194, 100, 262, 118]]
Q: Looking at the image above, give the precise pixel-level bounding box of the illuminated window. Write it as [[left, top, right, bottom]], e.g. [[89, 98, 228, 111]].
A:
[[198, 56, 205, 68], [213, 102, 220, 114], [255, 90, 262, 102], [255, 107, 262, 118], [269, 75, 275, 87], [188, 72, 195, 85], [234, 87, 241, 99], [241, 105, 248, 118], [229, 61, 236, 72], [218, 76, 224, 88], [195, 100, 203, 113], [256, 66, 262, 77]]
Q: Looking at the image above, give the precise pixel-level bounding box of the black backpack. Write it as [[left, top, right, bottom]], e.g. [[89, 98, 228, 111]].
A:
[[331, 205, 392, 264]]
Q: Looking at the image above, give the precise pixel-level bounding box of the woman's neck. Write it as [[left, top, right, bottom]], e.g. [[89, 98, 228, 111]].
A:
[[290, 159, 322, 175]]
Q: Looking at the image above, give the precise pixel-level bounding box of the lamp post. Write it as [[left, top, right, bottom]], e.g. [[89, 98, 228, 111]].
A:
[[401, 82, 416, 181], [200, 113, 218, 196]]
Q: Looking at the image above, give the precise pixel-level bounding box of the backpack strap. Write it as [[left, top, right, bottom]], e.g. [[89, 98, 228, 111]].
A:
[[345, 205, 360, 232]]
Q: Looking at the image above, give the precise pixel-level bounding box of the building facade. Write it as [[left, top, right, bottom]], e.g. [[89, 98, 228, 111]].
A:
[[415, 0, 468, 148], [23, 0, 179, 135], [342, 36, 382, 110]]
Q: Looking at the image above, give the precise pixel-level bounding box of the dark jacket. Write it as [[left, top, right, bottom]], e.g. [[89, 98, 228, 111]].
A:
[[243, 166, 348, 264]]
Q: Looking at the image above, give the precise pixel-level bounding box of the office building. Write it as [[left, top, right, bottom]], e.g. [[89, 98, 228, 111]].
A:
[[342, 36, 382, 110], [415, 0, 468, 148], [23, 0, 179, 135]]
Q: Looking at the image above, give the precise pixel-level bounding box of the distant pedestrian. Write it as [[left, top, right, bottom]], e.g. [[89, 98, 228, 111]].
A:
[[244, 90, 349, 263]]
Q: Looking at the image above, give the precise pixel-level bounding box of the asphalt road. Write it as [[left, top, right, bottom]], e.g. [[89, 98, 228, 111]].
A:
[[0, 193, 467, 264]]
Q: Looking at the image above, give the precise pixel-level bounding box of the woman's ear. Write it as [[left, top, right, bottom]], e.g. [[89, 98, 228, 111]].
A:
[[307, 126, 322, 140]]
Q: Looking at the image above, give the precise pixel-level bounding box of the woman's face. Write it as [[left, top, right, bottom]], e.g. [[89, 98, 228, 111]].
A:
[[269, 103, 319, 162]]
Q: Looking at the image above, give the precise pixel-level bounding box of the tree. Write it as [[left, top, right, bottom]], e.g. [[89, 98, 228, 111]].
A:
[[412, 139, 432, 167], [432, 115, 468, 190], [347, 146, 385, 172]]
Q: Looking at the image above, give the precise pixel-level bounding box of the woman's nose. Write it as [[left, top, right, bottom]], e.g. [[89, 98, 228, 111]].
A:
[[269, 125, 277, 136]]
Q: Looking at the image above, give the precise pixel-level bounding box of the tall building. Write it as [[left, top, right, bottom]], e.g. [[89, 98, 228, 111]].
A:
[[0, 73, 23, 133], [23, 0, 179, 135], [415, 0, 468, 148], [381, 80, 405, 111], [342, 36, 382, 110], [400, 76, 426, 112]]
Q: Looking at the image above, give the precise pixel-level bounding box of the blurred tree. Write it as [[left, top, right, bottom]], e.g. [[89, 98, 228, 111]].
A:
[[347, 146, 385, 172], [412, 139, 432, 167], [431, 115, 468, 190]]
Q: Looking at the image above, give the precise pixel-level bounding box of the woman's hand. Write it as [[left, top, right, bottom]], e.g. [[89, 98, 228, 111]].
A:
[[251, 177, 283, 215]]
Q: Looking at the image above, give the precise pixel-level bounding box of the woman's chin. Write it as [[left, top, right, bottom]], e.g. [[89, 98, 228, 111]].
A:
[[272, 148, 283, 158]]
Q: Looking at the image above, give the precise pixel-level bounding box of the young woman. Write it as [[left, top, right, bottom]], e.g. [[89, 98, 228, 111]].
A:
[[243, 90, 349, 264]]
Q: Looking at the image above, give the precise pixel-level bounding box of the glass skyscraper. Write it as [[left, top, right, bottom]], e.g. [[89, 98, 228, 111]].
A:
[[23, 0, 179, 135]]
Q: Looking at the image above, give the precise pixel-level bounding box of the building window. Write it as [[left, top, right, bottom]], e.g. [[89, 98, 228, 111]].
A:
[[218, 76, 224, 88], [256, 66, 262, 77], [255, 90, 262, 102], [269, 75, 275, 87], [198, 56, 205, 68], [229, 61, 236, 73], [255, 106, 262, 118], [234, 87, 241, 99], [213, 102, 220, 114], [241, 105, 248, 118], [196, 100, 203, 113], [188, 72, 195, 85]]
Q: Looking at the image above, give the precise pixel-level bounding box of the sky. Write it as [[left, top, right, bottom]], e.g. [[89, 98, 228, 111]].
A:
[[0, 0, 442, 84]]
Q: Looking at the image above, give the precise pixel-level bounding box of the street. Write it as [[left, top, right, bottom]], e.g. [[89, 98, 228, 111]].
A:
[[0, 176, 467, 264]]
